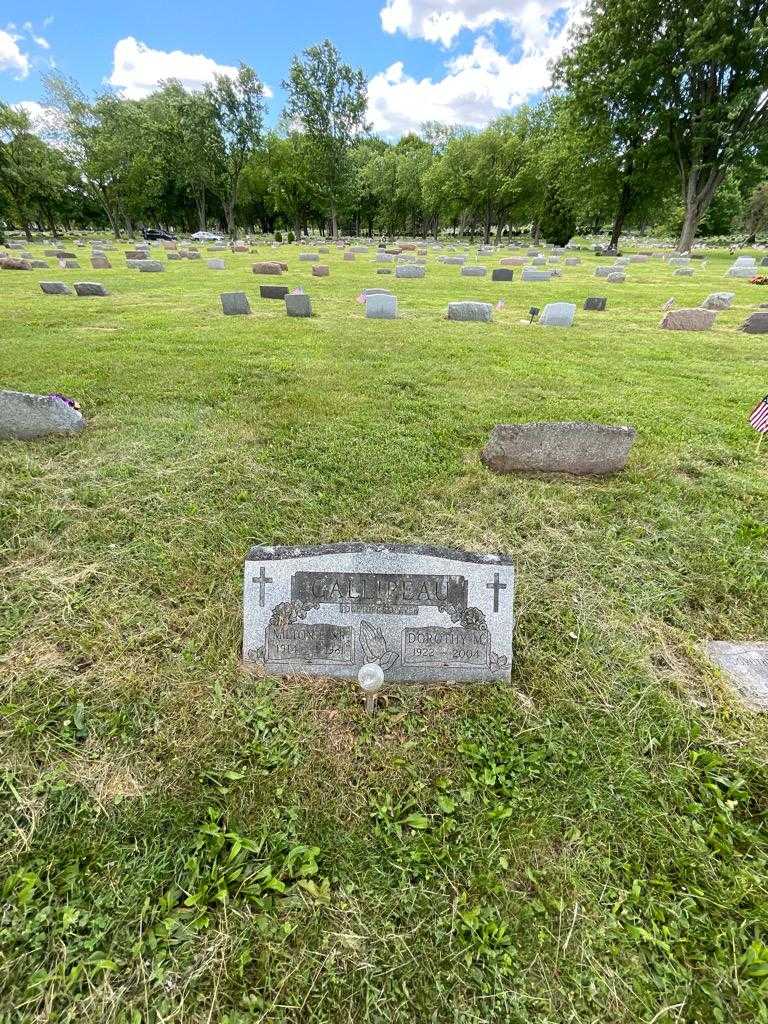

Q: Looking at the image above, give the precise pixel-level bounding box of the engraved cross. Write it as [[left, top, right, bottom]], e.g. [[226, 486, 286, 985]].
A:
[[486, 572, 507, 613], [253, 566, 273, 607]]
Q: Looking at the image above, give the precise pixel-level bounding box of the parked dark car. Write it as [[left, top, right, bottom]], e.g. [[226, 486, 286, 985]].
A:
[[143, 229, 175, 241]]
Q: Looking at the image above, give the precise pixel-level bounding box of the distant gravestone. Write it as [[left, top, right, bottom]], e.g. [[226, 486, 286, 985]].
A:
[[91, 256, 111, 269], [740, 311, 768, 334], [728, 267, 756, 279], [29, 260, 49, 269], [461, 266, 487, 277], [607, 272, 626, 283], [74, 282, 109, 296], [125, 250, 148, 260], [482, 422, 636, 476], [733, 256, 757, 268], [492, 268, 513, 282], [366, 293, 397, 319], [540, 302, 576, 327], [702, 292, 735, 310], [707, 642, 768, 711], [40, 282, 71, 295], [660, 307, 717, 331], [396, 265, 425, 279], [0, 390, 86, 441], [500, 257, 525, 266], [448, 301, 492, 322], [594, 267, 612, 278], [443, 256, 466, 265], [674, 268, 695, 276], [252, 262, 283, 275], [521, 269, 551, 282], [260, 285, 290, 300], [376, 268, 392, 275], [59, 259, 80, 270], [1, 258, 33, 270], [207, 259, 225, 270], [221, 292, 251, 315], [344, 253, 355, 261], [286, 293, 312, 317], [584, 296, 607, 311], [138, 261, 164, 273], [242, 542, 514, 684], [312, 265, 330, 277], [761, 256, 768, 267]]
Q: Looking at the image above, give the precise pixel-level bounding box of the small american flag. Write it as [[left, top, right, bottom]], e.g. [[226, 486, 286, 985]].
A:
[[356, 292, 366, 305], [749, 395, 768, 433]]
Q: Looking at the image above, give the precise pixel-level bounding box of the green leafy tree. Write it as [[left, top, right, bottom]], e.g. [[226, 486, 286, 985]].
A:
[[283, 40, 369, 238], [557, 0, 768, 252], [206, 65, 266, 238]]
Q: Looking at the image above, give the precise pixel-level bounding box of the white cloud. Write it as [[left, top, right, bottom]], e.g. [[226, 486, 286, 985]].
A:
[[0, 28, 30, 78], [370, 0, 586, 134], [380, 0, 579, 48], [23, 21, 51, 49], [108, 36, 273, 100], [11, 100, 64, 139]]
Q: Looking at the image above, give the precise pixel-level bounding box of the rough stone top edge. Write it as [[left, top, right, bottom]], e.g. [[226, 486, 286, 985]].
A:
[[246, 541, 515, 565], [491, 421, 636, 435]]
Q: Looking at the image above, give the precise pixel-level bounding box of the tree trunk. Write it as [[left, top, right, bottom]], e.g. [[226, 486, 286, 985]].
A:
[[195, 189, 207, 232], [609, 177, 634, 250], [330, 199, 338, 239], [676, 165, 725, 253], [483, 200, 492, 245], [532, 221, 541, 244]]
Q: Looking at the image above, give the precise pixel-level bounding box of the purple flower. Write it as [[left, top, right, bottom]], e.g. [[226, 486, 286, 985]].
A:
[[49, 393, 81, 411]]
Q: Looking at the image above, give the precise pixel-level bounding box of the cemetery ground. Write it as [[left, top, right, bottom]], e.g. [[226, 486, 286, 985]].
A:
[[1, 243, 768, 1024]]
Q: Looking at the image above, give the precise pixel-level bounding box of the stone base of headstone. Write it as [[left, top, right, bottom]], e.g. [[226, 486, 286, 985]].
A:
[[0, 390, 86, 440], [482, 421, 636, 475]]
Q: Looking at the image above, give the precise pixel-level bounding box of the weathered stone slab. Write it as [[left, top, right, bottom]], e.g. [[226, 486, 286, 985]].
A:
[[59, 259, 80, 270], [443, 256, 466, 265], [702, 292, 735, 311], [607, 272, 626, 283], [500, 257, 525, 266], [492, 268, 513, 281], [243, 542, 514, 685], [207, 259, 225, 270], [343, 253, 356, 261], [521, 269, 551, 282], [461, 265, 487, 277], [728, 267, 756, 279], [125, 250, 148, 260], [481, 422, 636, 476], [707, 642, 768, 711], [448, 301, 492, 322], [740, 311, 768, 334], [260, 285, 290, 300], [540, 302, 576, 327], [138, 261, 164, 273], [0, 390, 86, 441], [74, 282, 109, 296], [286, 293, 312, 317], [366, 294, 398, 319], [29, 260, 50, 269], [362, 288, 393, 297], [396, 265, 425, 278], [252, 262, 283, 275], [660, 307, 716, 331], [91, 256, 111, 269], [40, 282, 71, 295], [584, 296, 607, 311], [733, 257, 757, 268], [594, 266, 612, 277], [312, 265, 330, 277], [221, 292, 251, 315], [299, 253, 319, 262], [674, 268, 695, 276]]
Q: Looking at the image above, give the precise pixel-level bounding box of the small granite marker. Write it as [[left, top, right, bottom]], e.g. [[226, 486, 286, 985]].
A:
[[366, 294, 397, 319], [0, 390, 86, 441], [221, 292, 251, 315], [740, 311, 768, 334], [242, 542, 514, 684], [74, 282, 109, 297], [260, 285, 290, 300], [492, 268, 513, 282], [481, 422, 636, 475], [539, 302, 576, 327], [286, 293, 312, 317], [448, 301, 492, 322], [660, 308, 716, 331], [40, 282, 71, 295], [707, 642, 768, 711], [584, 297, 607, 311]]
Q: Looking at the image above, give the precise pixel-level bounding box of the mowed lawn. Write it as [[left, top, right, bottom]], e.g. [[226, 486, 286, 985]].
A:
[[1, 242, 768, 1024]]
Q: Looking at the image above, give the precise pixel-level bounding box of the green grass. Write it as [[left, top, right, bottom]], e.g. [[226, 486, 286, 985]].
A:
[[1, 240, 768, 1024]]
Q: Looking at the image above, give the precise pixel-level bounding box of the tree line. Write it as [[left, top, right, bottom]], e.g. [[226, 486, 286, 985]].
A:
[[2, 0, 767, 251]]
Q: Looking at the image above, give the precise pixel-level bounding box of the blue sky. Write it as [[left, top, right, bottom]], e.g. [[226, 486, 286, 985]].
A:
[[1, 0, 584, 137]]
